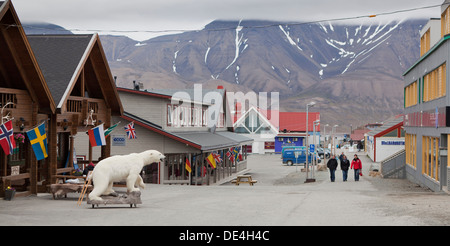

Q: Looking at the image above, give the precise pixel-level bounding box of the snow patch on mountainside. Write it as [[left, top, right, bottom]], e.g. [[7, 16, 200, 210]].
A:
[[279, 25, 303, 51], [226, 20, 244, 71]]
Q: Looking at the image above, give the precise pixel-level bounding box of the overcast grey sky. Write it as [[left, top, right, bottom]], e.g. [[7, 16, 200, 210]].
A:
[[13, 0, 444, 41]]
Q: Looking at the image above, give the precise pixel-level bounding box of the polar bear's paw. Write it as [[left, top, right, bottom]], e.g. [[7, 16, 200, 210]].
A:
[[127, 187, 141, 193], [88, 194, 103, 201]]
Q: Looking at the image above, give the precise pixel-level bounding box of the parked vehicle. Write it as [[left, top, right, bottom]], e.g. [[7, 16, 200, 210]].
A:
[[317, 147, 330, 158], [281, 146, 320, 166]]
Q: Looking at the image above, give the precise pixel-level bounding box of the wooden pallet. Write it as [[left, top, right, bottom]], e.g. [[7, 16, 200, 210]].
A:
[[86, 191, 142, 208]]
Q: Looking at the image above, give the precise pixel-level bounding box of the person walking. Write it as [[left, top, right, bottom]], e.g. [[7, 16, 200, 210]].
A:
[[326, 155, 338, 182], [350, 154, 362, 181], [338, 152, 345, 163], [340, 155, 350, 181]]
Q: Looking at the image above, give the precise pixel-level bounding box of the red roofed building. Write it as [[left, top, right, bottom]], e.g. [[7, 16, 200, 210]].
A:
[[233, 107, 320, 153], [276, 112, 320, 153], [279, 112, 320, 132]]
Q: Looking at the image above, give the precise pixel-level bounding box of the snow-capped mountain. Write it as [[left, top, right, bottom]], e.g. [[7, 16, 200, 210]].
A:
[[100, 19, 425, 127]]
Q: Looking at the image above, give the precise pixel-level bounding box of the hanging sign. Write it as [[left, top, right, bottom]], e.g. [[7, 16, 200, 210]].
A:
[[11, 165, 19, 175]]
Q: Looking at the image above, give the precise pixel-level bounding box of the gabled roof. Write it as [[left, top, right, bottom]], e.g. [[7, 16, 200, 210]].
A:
[[233, 106, 279, 134], [27, 33, 122, 115], [350, 129, 370, 141], [367, 115, 404, 137], [0, 0, 55, 113]]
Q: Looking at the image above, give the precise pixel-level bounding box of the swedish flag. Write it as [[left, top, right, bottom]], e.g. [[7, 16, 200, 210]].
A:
[[26, 122, 48, 161]]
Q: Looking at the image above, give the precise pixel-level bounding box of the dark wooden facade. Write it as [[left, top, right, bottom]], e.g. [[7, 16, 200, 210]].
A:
[[0, 0, 56, 197], [28, 33, 123, 186]]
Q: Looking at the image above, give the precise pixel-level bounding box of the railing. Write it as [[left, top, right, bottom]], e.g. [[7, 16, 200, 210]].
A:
[[380, 149, 406, 178], [66, 96, 102, 114]]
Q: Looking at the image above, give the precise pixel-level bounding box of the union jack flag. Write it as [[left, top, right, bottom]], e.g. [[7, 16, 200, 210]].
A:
[[213, 152, 222, 164], [124, 122, 137, 139]]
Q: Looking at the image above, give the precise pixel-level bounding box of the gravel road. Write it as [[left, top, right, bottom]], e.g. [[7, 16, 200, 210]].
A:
[[2, 150, 450, 226]]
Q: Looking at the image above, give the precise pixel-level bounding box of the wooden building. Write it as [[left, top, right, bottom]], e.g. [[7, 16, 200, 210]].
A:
[[275, 112, 320, 153], [0, 0, 56, 197], [27, 33, 123, 185], [75, 86, 252, 185], [366, 115, 404, 163]]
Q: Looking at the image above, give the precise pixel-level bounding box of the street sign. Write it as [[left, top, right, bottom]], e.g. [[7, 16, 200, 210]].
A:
[[309, 144, 315, 153]]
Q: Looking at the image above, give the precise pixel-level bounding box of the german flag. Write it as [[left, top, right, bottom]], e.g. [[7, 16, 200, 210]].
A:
[[185, 157, 192, 173], [206, 153, 216, 169]]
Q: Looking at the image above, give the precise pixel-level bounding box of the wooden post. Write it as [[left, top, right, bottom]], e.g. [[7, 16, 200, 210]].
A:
[[0, 151, 6, 196], [88, 141, 92, 163], [68, 135, 74, 168], [101, 108, 111, 160], [48, 114, 57, 184], [29, 103, 38, 194], [188, 153, 191, 185], [194, 155, 198, 186]]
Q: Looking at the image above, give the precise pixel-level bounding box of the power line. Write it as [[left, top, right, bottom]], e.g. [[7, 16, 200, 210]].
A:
[[14, 3, 444, 35]]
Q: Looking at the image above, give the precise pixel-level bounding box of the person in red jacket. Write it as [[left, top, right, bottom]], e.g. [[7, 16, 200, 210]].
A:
[[350, 154, 362, 181]]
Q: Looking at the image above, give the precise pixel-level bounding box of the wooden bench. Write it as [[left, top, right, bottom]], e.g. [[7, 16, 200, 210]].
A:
[[231, 175, 257, 186]]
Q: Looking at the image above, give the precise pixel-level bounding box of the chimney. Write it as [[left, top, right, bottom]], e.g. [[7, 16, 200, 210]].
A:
[[133, 80, 140, 90]]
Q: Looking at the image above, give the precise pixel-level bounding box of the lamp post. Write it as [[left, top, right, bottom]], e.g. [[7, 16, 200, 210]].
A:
[[305, 101, 315, 183], [310, 120, 320, 182], [332, 124, 338, 155], [323, 124, 329, 162]]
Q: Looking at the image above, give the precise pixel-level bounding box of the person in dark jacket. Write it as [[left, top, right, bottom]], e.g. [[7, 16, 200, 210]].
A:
[[340, 155, 350, 181], [326, 155, 338, 182], [83, 162, 95, 176]]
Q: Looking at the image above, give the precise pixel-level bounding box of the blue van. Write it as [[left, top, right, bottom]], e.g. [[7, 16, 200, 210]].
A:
[[281, 146, 320, 166]]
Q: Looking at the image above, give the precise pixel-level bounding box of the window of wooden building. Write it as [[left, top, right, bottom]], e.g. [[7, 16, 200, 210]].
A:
[[167, 103, 213, 128], [404, 81, 418, 108], [405, 133, 416, 168], [442, 6, 450, 37], [422, 136, 440, 181], [423, 63, 446, 102], [420, 28, 431, 56], [264, 141, 275, 149]]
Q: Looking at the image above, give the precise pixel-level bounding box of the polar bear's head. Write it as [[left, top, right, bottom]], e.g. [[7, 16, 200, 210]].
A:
[[141, 150, 165, 165]]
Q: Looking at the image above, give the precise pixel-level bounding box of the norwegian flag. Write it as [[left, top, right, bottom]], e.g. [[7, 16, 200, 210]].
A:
[[124, 122, 137, 139], [0, 120, 15, 155], [226, 147, 234, 161]]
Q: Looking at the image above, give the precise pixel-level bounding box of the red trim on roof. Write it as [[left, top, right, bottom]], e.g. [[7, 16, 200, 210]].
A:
[[374, 121, 403, 138], [117, 87, 172, 99], [120, 115, 202, 150], [277, 133, 307, 137]]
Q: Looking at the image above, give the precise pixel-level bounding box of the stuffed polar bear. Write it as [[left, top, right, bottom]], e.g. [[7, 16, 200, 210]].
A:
[[88, 150, 165, 201]]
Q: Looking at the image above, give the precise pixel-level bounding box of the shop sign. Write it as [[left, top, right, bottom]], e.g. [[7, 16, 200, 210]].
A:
[[381, 140, 405, 145], [112, 134, 126, 146]]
